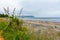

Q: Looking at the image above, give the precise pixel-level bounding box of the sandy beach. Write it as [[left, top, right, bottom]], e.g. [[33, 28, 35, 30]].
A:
[[24, 20, 60, 32]]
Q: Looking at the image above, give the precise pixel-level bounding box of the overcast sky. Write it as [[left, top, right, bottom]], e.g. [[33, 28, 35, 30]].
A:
[[0, 0, 60, 17]]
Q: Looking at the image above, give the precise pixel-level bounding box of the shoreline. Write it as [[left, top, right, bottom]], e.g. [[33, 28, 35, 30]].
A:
[[24, 20, 60, 24], [24, 20, 60, 32]]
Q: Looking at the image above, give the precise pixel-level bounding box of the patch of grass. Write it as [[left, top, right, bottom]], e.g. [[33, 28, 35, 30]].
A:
[[29, 28, 58, 40], [57, 32, 60, 37], [0, 16, 31, 40]]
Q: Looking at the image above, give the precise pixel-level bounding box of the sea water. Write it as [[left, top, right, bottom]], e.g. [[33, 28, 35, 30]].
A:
[[19, 17, 60, 22]]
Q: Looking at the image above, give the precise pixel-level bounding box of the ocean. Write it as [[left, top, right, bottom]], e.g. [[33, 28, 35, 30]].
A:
[[19, 17, 60, 22]]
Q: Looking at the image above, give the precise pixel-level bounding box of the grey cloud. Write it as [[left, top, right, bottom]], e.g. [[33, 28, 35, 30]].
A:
[[0, 0, 60, 17], [20, 0, 60, 17]]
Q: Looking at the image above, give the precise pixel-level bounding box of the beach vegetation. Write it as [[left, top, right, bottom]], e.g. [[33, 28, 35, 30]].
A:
[[0, 7, 59, 40]]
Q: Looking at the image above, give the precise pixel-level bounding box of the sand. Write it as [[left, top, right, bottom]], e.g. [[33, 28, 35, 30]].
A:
[[24, 20, 60, 32]]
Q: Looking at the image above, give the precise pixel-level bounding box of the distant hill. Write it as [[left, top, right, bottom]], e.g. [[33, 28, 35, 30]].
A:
[[18, 16, 35, 18]]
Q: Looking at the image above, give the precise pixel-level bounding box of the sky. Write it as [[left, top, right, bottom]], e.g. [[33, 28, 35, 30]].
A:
[[0, 0, 60, 17]]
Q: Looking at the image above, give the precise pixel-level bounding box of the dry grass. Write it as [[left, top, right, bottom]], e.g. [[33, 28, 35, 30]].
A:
[[25, 21, 60, 40], [0, 37, 4, 40]]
